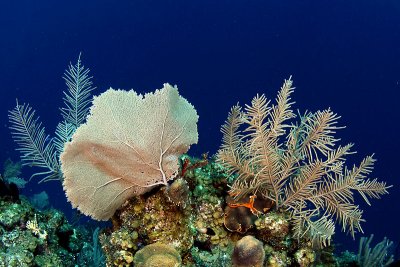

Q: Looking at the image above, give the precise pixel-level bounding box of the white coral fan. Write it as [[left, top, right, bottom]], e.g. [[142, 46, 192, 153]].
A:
[[61, 84, 198, 220]]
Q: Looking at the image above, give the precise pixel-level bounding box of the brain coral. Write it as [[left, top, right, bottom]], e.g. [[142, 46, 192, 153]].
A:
[[61, 84, 198, 220], [232, 235, 265, 267], [133, 243, 182, 267]]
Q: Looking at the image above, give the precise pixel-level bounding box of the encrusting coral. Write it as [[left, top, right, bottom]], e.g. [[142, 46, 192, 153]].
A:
[[166, 178, 191, 208], [98, 154, 327, 266], [100, 183, 194, 266], [254, 211, 290, 246], [0, 190, 95, 266]]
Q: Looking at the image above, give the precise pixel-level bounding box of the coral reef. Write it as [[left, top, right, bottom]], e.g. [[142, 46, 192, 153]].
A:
[[100, 185, 194, 266], [97, 89, 394, 265], [0, 190, 95, 266], [6, 70, 394, 266], [294, 247, 316, 267], [99, 155, 338, 266]]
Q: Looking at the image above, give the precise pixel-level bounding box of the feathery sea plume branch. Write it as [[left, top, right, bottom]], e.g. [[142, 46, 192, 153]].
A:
[[61, 52, 95, 129], [8, 101, 60, 183], [8, 54, 95, 183], [216, 77, 391, 247]]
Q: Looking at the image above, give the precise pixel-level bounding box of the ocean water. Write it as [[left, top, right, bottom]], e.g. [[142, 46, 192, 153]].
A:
[[0, 0, 399, 264]]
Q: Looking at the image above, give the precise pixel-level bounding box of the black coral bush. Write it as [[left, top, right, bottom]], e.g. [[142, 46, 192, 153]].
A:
[[216, 77, 391, 247]]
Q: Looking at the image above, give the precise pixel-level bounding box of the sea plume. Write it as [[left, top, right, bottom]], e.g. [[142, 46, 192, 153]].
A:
[[61, 84, 198, 220], [217, 77, 391, 247], [8, 54, 94, 183]]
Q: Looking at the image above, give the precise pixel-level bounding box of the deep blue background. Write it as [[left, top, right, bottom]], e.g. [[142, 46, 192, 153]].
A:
[[0, 0, 399, 255]]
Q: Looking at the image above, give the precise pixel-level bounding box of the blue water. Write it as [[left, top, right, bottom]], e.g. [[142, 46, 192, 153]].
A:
[[0, 0, 399, 256]]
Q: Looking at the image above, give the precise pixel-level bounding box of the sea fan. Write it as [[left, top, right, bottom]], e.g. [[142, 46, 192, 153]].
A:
[[61, 84, 199, 220]]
